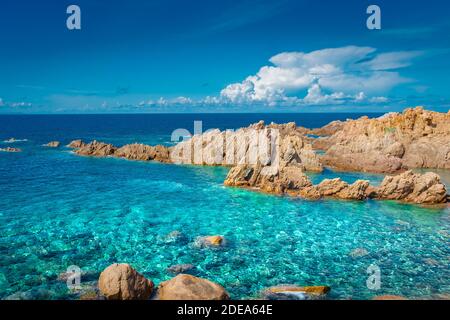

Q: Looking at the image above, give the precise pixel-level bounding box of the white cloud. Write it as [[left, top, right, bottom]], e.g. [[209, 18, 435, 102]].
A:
[[0, 98, 4, 107], [219, 46, 419, 106]]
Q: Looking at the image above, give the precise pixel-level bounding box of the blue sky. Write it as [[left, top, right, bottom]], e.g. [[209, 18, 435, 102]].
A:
[[1, 0, 450, 113]]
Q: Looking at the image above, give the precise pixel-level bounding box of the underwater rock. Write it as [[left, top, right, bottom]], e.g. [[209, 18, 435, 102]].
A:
[[43, 141, 60, 148], [98, 263, 154, 300], [167, 264, 195, 275], [349, 248, 369, 258], [0, 147, 21, 153], [262, 285, 331, 300], [157, 274, 230, 300], [194, 235, 226, 248], [372, 295, 408, 300], [67, 139, 86, 148]]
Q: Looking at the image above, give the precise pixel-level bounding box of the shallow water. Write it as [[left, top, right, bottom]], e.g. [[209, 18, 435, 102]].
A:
[[0, 114, 449, 300]]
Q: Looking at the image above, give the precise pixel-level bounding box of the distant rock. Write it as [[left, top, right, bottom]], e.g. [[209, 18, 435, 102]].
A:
[[115, 143, 171, 163], [3, 138, 27, 143], [167, 264, 195, 275], [43, 141, 60, 148], [262, 285, 331, 300], [157, 274, 230, 300], [67, 140, 86, 149], [75, 140, 117, 157], [98, 263, 154, 300], [0, 147, 21, 153]]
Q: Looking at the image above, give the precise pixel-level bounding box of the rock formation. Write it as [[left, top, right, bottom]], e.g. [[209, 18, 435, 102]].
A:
[[43, 141, 60, 148], [315, 107, 450, 173], [157, 274, 230, 300], [194, 235, 226, 248], [98, 263, 154, 300], [67, 140, 86, 148], [75, 140, 117, 157]]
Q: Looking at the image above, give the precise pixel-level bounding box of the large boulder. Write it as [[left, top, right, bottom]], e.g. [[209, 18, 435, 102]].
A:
[[98, 263, 154, 300], [157, 274, 230, 300], [375, 170, 447, 204], [67, 139, 86, 149]]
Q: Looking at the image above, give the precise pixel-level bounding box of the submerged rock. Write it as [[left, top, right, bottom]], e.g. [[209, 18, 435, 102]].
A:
[[262, 285, 331, 300], [194, 235, 226, 248], [98, 263, 154, 300], [157, 274, 230, 300], [167, 264, 195, 275], [349, 248, 369, 258], [372, 295, 408, 300]]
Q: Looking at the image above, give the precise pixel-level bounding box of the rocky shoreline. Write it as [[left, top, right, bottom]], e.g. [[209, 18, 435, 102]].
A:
[[66, 107, 449, 205]]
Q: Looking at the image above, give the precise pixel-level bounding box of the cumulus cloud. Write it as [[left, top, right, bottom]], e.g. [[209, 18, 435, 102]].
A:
[[0, 98, 32, 108], [219, 46, 420, 106]]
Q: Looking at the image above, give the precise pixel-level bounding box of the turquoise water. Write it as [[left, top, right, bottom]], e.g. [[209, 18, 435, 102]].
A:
[[0, 114, 449, 300]]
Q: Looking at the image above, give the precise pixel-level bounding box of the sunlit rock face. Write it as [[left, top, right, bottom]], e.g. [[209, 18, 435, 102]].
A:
[[316, 107, 450, 173]]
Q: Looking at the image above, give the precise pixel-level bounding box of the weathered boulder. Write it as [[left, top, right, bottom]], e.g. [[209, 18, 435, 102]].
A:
[[98, 263, 154, 300], [75, 140, 117, 157], [158, 274, 230, 300], [375, 170, 447, 204], [43, 141, 60, 148]]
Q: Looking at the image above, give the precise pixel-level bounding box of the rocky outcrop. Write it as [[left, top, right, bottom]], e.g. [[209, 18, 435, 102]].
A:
[[43, 141, 60, 148], [374, 170, 447, 204], [170, 120, 322, 172], [67, 140, 86, 148], [75, 140, 117, 157], [226, 166, 447, 204], [157, 274, 230, 300], [224, 164, 312, 194], [68, 140, 172, 163], [0, 147, 21, 153], [98, 263, 154, 300], [316, 107, 450, 173], [262, 285, 330, 300], [115, 143, 171, 163]]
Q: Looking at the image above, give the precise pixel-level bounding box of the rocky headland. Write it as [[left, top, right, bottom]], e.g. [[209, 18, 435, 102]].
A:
[[66, 107, 449, 205]]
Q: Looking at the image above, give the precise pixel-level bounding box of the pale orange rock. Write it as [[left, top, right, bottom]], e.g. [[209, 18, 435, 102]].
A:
[[157, 274, 230, 300], [98, 263, 154, 300]]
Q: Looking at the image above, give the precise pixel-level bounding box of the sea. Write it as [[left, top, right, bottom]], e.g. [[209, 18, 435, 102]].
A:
[[0, 113, 449, 300]]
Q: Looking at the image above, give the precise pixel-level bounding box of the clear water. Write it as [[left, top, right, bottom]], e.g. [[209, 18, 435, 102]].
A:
[[0, 114, 449, 300]]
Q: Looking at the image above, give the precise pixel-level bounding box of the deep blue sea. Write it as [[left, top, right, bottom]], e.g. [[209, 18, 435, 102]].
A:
[[0, 114, 449, 300]]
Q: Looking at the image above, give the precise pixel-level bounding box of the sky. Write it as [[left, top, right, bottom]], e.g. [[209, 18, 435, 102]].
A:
[[1, 0, 450, 113]]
